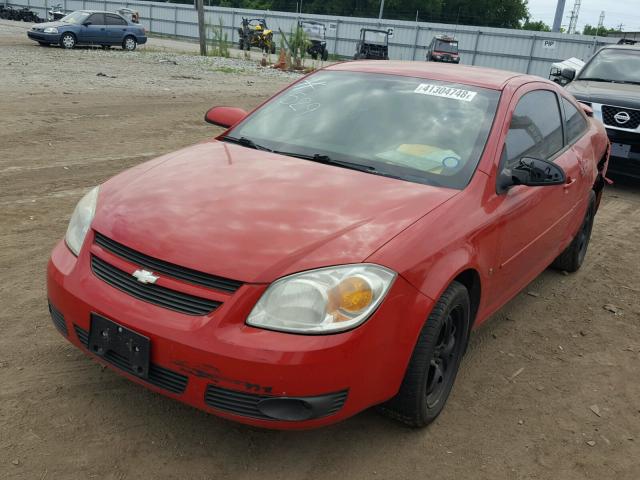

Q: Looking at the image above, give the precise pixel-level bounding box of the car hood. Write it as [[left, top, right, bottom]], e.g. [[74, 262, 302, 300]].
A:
[[93, 140, 458, 283], [34, 21, 69, 29], [566, 80, 640, 108]]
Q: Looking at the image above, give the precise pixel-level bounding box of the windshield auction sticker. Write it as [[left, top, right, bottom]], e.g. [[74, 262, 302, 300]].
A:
[[414, 84, 477, 102]]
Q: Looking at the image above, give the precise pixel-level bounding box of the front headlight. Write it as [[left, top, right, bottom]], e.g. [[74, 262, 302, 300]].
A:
[[65, 186, 99, 256], [43, 27, 58, 34], [247, 264, 396, 334]]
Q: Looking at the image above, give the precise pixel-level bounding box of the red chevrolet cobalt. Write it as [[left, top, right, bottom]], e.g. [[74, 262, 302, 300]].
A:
[[47, 62, 609, 429]]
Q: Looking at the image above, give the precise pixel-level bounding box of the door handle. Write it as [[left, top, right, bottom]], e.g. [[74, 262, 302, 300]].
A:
[[564, 176, 577, 189]]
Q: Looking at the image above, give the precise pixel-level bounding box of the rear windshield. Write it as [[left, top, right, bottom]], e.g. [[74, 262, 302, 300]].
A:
[[229, 71, 500, 190]]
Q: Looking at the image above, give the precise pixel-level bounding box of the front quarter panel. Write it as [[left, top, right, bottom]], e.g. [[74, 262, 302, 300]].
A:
[[366, 172, 496, 324]]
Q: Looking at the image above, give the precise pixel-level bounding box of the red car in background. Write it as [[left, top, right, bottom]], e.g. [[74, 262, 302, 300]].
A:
[[47, 62, 609, 430]]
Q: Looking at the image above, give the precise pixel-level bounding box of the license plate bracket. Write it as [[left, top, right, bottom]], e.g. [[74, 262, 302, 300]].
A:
[[611, 142, 631, 159], [89, 314, 150, 379]]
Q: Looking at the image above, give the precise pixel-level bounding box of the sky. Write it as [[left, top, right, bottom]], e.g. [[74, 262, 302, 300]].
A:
[[527, 0, 640, 32]]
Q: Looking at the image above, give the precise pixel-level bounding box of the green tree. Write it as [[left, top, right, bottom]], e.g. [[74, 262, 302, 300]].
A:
[[521, 19, 551, 31], [582, 24, 621, 37]]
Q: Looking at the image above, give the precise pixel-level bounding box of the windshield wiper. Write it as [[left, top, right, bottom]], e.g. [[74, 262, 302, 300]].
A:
[[276, 151, 375, 172], [578, 77, 640, 85], [275, 151, 410, 181], [221, 136, 273, 152]]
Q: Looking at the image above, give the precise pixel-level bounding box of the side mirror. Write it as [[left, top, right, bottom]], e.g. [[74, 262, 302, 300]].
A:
[[204, 106, 248, 128], [82, 21, 91, 26], [498, 157, 566, 192], [561, 67, 576, 82]]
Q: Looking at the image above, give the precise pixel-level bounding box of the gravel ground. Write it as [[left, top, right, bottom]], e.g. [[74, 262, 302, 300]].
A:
[[0, 19, 302, 95], [1, 18, 640, 480]]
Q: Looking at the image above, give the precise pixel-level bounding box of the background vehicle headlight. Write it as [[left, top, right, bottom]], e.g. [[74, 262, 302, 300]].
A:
[[43, 27, 58, 34], [247, 264, 396, 334], [65, 186, 99, 256]]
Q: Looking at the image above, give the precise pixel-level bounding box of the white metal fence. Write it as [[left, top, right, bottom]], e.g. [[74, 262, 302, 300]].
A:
[[10, 0, 617, 77]]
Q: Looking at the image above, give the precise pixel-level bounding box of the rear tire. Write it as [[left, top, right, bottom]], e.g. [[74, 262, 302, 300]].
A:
[[551, 191, 596, 273], [60, 32, 76, 49], [380, 281, 470, 427], [321, 49, 329, 61], [122, 36, 137, 51]]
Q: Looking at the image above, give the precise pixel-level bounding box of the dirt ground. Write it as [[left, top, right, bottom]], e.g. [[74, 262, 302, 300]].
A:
[[1, 19, 639, 480]]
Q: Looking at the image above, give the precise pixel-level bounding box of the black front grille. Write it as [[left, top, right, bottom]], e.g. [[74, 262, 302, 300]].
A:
[[74, 325, 188, 394], [602, 105, 640, 129], [94, 232, 243, 293], [91, 255, 220, 316], [48, 302, 67, 336], [204, 385, 348, 421]]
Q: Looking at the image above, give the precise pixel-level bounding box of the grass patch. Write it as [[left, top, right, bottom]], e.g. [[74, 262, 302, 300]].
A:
[[211, 66, 242, 74]]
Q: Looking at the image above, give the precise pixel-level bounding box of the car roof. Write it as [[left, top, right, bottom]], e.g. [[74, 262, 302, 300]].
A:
[[78, 10, 123, 15], [326, 61, 534, 90]]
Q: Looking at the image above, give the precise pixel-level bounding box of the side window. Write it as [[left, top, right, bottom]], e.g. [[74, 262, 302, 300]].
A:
[[106, 14, 127, 26], [561, 97, 588, 144], [87, 13, 105, 25], [503, 90, 564, 168]]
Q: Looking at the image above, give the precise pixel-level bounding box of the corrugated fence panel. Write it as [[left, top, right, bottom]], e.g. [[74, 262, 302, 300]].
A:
[[8, 0, 619, 77]]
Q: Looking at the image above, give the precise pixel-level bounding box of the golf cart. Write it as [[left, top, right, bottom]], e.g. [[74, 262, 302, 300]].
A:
[[354, 28, 391, 60], [426, 35, 460, 63], [238, 18, 276, 54], [299, 20, 329, 61]]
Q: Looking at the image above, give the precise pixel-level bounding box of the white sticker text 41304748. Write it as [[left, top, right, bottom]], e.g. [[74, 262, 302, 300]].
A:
[[414, 84, 477, 102]]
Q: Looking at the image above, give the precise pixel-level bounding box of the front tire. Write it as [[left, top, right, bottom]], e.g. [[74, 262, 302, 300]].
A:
[[381, 281, 470, 427], [123, 36, 137, 51], [551, 190, 596, 273], [60, 32, 76, 49]]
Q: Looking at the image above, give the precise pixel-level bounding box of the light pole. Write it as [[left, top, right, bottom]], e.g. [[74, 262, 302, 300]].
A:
[[378, 0, 385, 19]]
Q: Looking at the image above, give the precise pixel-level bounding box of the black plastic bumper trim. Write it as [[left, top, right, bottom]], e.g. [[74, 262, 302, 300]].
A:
[[204, 384, 348, 421], [48, 302, 68, 336]]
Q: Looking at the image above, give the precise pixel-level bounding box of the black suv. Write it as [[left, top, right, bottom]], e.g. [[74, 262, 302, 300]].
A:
[[561, 45, 640, 179]]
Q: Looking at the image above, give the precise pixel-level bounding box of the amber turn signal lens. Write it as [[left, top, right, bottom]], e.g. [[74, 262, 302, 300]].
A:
[[333, 276, 373, 314]]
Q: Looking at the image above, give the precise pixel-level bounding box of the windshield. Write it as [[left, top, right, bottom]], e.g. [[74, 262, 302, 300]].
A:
[[578, 48, 640, 84], [363, 31, 388, 44], [228, 71, 500, 189], [60, 11, 89, 24], [434, 40, 459, 54]]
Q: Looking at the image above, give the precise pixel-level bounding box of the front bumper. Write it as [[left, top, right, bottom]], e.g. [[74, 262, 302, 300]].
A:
[[27, 31, 61, 44], [47, 234, 433, 429], [605, 128, 640, 179]]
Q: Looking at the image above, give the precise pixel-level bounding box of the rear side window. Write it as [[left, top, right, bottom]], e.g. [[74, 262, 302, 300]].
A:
[[561, 97, 588, 144], [87, 13, 105, 25], [503, 90, 563, 167], [106, 14, 127, 26]]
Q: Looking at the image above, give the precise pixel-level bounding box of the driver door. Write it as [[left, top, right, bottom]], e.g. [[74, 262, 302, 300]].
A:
[[78, 13, 106, 43], [484, 84, 582, 311]]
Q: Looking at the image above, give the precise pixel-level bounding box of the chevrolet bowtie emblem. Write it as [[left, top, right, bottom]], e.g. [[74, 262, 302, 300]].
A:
[[132, 269, 159, 284]]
